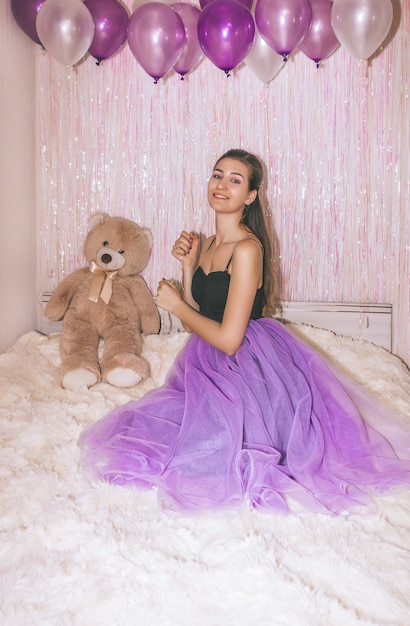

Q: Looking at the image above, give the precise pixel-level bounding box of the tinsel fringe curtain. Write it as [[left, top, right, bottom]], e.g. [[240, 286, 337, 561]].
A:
[[36, 0, 409, 363]]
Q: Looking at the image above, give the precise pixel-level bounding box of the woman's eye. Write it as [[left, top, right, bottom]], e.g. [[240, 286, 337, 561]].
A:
[[103, 241, 109, 246], [231, 178, 241, 184]]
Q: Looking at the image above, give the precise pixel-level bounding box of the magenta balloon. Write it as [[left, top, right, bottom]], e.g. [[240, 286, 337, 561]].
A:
[[255, 0, 312, 59], [197, 0, 255, 74], [298, 0, 339, 66], [128, 3, 186, 82], [171, 3, 202, 77], [11, 0, 45, 44], [200, 0, 253, 9], [84, 0, 129, 63]]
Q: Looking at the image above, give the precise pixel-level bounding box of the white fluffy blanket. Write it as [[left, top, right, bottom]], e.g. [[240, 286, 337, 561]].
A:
[[1, 327, 410, 626]]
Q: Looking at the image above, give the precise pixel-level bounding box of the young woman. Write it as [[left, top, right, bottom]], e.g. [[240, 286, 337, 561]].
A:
[[80, 149, 410, 514]]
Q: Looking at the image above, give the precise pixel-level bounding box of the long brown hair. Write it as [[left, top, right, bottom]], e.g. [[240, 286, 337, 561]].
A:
[[215, 149, 282, 316]]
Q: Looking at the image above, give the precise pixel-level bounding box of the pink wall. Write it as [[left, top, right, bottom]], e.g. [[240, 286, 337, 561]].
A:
[[0, 3, 36, 353]]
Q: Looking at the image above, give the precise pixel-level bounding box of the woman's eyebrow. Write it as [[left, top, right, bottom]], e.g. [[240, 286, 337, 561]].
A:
[[213, 168, 244, 179]]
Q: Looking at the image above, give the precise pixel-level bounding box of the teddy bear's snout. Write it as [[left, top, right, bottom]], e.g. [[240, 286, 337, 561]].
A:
[[96, 247, 126, 271]]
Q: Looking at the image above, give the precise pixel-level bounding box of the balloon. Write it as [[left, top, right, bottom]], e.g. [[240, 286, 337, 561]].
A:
[[133, 0, 171, 8], [246, 29, 283, 83], [128, 3, 186, 83], [11, 0, 45, 44], [331, 0, 393, 61], [197, 0, 255, 75], [171, 3, 202, 78], [84, 0, 129, 64], [200, 0, 253, 9], [255, 0, 312, 61], [299, 0, 339, 67], [36, 0, 95, 66]]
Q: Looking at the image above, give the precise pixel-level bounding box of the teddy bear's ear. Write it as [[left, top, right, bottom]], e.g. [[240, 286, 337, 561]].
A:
[[142, 227, 153, 249], [88, 212, 110, 231]]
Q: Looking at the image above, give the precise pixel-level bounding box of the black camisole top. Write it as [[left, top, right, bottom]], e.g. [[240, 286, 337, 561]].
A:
[[191, 239, 264, 323]]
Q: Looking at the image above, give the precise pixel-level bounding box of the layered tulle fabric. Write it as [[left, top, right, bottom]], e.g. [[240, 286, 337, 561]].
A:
[[79, 319, 410, 514]]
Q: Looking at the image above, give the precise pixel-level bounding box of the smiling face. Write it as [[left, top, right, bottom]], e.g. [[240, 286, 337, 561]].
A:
[[207, 157, 257, 216]]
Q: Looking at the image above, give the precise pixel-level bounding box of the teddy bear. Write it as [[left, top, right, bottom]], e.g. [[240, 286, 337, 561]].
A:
[[45, 212, 160, 390]]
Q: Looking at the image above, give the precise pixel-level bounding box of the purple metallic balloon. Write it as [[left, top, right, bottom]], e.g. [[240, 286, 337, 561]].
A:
[[197, 0, 255, 75], [84, 0, 129, 64], [255, 0, 312, 60], [11, 0, 45, 44], [128, 3, 186, 83], [299, 0, 339, 66], [171, 3, 202, 78]]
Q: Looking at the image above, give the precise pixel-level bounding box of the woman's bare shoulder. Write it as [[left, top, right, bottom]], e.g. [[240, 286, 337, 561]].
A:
[[235, 236, 263, 253], [231, 237, 263, 274]]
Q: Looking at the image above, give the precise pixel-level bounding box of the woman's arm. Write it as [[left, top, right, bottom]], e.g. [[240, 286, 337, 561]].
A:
[[171, 231, 201, 331], [157, 239, 262, 355]]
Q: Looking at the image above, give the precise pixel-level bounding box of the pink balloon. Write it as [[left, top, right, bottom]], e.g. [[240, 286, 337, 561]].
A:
[[200, 0, 253, 9], [299, 0, 339, 67], [197, 0, 255, 75], [255, 0, 312, 60], [11, 0, 45, 44], [331, 0, 393, 61], [84, 0, 129, 64], [246, 29, 284, 83], [36, 0, 95, 66], [171, 4, 202, 78], [128, 3, 186, 83]]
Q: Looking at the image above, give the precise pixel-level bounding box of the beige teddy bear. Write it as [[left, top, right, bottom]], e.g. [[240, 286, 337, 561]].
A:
[[45, 212, 160, 390]]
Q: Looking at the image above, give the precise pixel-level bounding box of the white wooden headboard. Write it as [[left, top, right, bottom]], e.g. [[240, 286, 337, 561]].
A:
[[280, 302, 392, 351]]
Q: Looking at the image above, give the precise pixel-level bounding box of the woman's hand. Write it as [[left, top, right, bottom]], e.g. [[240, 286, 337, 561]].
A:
[[171, 231, 200, 269], [155, 279, 183, 314]]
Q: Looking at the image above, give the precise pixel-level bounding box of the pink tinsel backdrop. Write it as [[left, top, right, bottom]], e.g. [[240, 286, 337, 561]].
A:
[[35, 0, 409, 362]]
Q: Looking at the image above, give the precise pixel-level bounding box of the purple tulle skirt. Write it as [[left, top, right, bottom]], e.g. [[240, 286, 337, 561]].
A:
[[79, 318, 410, 514]]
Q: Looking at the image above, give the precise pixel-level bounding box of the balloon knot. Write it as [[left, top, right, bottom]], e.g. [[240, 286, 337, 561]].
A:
[[96, 59, 102, 67], [315, 60, 320, 69], [224, 70, 231, 78], [282, 55, 288, 62]]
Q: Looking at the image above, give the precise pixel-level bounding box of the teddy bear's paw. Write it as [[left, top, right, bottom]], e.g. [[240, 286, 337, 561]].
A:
[[62, 368, 100, 390], [105, 367, 143, 388]]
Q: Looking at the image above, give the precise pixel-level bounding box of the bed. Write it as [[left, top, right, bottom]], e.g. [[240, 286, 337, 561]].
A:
[[1, 324, 409, 625]]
